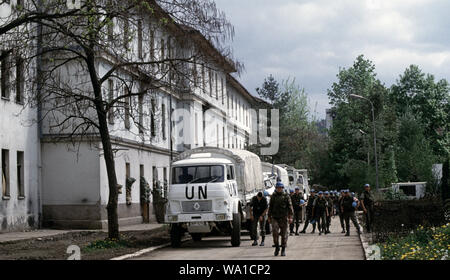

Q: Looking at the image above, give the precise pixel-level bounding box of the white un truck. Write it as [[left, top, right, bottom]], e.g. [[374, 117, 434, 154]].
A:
[[164, 147, 264, 247]]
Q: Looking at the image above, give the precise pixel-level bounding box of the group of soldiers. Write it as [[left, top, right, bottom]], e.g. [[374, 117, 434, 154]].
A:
[[249, 182, 375, 257]]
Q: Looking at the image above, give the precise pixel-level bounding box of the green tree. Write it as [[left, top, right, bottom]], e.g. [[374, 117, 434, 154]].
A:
[[390, 65, 450, 158]]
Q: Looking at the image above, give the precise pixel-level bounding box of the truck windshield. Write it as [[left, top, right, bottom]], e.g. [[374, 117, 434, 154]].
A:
[[172, 165, 225, 184]]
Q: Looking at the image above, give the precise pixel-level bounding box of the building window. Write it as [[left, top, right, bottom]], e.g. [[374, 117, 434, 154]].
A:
[[137, 19, 143, 59], [192, 59, 198, 88], [216, 124, 219, 147], [1, 51, 10, 100], [149, 28, 155, 61], [17, 151, 24, 198], [123, 19, 129, 50], [209, 69, 213, 97], [138, 93, 144, 135], [163, 167, 167, 186], [215, 73, 218, 100], [107, 18, 114, 41], [15, 55, 24, 104], [140, 164, 145, 178], [108, 79, 114, 124], [162, 103, 166, 140], [124, 88, 131, 130], [151, 98, 156, 138], [160, 38, 165, 62], [152, 166, 158, 187], [2, 149, 10, 198], [221, 78, 225, 105], [201, 64, 205, 94]]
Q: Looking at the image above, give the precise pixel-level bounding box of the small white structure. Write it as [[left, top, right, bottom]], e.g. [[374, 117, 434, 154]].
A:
[[391, 182, 426, 200]]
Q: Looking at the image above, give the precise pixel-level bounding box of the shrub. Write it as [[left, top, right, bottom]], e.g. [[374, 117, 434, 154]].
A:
[[378, 223, 449, 260]]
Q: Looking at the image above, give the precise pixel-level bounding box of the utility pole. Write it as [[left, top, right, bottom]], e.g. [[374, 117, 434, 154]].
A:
[[350, 94, 379, 191]]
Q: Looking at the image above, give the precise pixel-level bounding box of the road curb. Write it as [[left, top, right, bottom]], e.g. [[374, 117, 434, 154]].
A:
[[359, 233, 372, 260], [110, 236, 191, 260], [356, 211, 370, 260]]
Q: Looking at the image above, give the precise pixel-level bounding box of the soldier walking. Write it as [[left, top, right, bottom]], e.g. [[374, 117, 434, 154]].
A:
[[360, 184, 375, 233], [336, 190, 346, 233], [340, 190, 361, 236], [250, 192, 269, 246], [324, 191, 333, 234], [312, 191, 329, 235], [268, 182, 293, 256], [299, 190, 317, 234], [289, 187, 303, 236]]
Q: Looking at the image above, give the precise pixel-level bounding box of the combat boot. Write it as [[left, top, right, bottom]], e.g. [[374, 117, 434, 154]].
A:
[[295, 225, 299, 235], [252, 240, 258, 246], [260, 236, 265, 246], [274, 245, 280, 256], [311, 224, 316, 234], [281, 246, 286, 256], [345, 230, 350, 236]]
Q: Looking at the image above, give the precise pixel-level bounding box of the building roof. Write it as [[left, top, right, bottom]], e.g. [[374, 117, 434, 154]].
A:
[[148, 0, 236, 73], [227, 74, 273, 107]]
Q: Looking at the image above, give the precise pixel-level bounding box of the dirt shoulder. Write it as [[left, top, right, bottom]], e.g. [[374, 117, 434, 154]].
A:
[[0, 225, 170, 260]]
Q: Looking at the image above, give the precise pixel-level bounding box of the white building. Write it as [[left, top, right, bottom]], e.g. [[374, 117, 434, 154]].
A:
[[0, 1, 264, 230], [1, 2, 41, 231]]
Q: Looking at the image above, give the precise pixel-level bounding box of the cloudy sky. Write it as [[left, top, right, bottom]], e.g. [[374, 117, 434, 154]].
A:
[[215, 0, 450, 119]]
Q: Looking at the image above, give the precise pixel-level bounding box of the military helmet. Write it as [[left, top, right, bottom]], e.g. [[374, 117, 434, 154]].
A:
[[276, 182, 284, 188], [324, 191, 329, 195]]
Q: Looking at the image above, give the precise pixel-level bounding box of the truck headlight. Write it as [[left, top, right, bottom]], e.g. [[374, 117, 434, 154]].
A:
[[168, 215, 178, 222], [216, 214, 226, 220]]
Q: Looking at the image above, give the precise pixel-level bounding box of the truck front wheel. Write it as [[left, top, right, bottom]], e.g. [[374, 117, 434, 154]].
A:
[[170, 224, 183, 248], [231, 213, 241, 247]]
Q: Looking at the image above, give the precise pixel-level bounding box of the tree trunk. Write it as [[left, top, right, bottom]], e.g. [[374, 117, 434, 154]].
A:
[[85, 50, 120, 240]]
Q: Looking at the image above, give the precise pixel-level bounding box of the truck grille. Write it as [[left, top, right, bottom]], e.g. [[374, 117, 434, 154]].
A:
[[181, 201, 212, 213]]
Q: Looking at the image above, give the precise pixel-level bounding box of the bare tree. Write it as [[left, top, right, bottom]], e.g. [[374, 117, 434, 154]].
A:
[[1, 0, 241, 239]]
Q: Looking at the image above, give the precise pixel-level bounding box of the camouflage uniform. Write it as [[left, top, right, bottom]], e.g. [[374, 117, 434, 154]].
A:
[[289, 192, 303, 234], [360, 190, 375, 232], [300, 194, 317, 233], [325, 195, 334, 233], [340, 195, 361, 236], [335, 195, 345, 233], [268, 191, 294, 248], [312, 196, 328, 234]]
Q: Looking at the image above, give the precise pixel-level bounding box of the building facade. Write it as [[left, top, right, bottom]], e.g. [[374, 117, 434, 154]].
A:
[[0, 1, 263, 230]]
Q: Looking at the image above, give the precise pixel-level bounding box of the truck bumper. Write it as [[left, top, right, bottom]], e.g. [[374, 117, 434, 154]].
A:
[[165, 212, 233, 223]]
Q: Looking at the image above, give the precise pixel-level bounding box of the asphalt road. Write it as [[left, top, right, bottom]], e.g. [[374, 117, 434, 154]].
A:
[[133, 217, 365, 260]]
